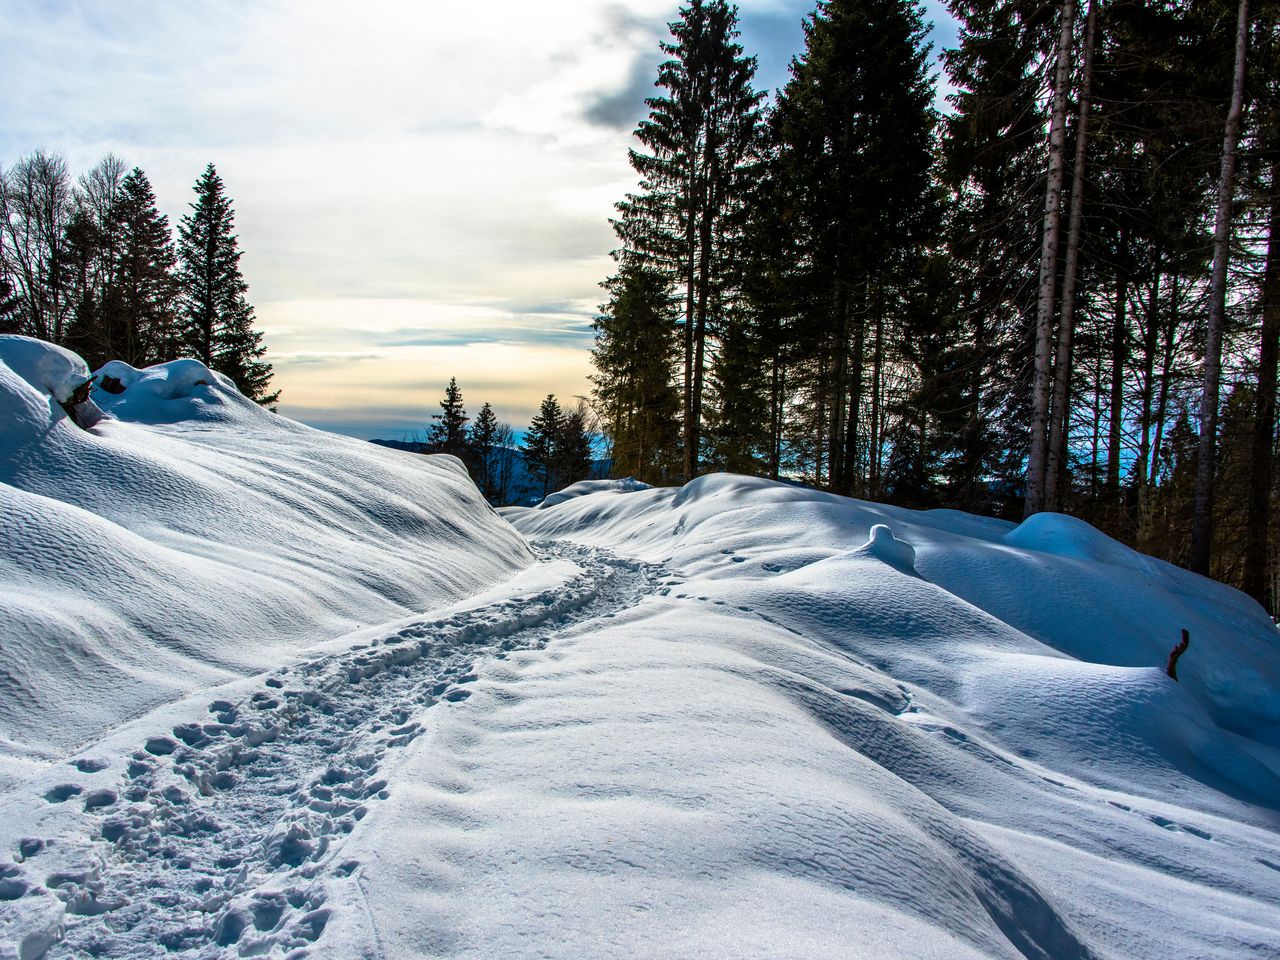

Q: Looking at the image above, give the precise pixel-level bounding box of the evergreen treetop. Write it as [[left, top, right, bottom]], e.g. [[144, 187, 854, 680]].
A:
[[178, 163, 277, 405], [428, 377, 470, 456]]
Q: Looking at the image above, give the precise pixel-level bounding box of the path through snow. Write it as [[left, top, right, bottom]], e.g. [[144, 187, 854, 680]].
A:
[[5, 543, 660, 959]]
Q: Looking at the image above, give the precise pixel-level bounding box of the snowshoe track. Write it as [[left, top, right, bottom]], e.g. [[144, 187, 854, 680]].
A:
[[10, 543, 660, 959]]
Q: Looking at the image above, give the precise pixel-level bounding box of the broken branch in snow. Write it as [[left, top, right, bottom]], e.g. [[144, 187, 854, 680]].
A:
[[1165, 629, 1190, 681]]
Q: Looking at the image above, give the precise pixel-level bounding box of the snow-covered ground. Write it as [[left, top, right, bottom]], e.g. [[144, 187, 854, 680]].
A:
[[2, 337, 1278, 959]]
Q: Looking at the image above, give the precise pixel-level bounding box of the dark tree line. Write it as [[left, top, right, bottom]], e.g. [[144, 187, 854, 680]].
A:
[[0, 152, 276, 404], [421, 379, 595, 504], [592, 0, 1280, 611]]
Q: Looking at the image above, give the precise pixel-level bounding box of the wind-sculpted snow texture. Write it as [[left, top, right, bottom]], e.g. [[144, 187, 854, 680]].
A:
[[0, 547, 653, 958], [2, 340, 1279, 960], [0, 336, 532, 771]]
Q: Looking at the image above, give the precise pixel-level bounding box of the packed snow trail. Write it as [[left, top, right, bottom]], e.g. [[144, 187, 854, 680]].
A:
[[11, 543, 660, 959]]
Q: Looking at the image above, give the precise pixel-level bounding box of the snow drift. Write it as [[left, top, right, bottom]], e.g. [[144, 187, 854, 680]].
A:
[[1, 338, 1277, 960], [364, 474, 1278, 960], [0, 336, 532, 773]]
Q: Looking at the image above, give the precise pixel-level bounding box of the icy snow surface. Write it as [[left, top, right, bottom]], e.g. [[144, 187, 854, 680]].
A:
[[2, 340, 1279, 959]]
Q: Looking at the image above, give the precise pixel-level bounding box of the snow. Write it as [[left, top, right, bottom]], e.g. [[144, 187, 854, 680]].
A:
[[0, 336, 532, 773], [1, 338, 1278, 959]]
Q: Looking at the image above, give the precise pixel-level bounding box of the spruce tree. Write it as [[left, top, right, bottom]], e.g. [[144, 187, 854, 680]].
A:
[[613, 0, 764, 480], [523, 394, 563, 499], [941, 0, 1052, 514], [771, 0, 938, 494], [592, 260, 682, 483], [427, 377, 470, 457], [178, 164, 276, 404], [553, 402, 595, 490], [111, 168, 181, 366], [468, 401, 500, 500]]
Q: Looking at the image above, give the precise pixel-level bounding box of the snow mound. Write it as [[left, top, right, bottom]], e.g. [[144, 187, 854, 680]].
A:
[[856, 522, 918, 574], [1004, 510, 1151, 570], [92, 357, 267, 426], [536, 476, 651, 509], [0, 338, 533, 764], [511, 472, 1280, 780], [0, 337, 104, 460], [330, 473, 1278, 959], [0, 335, 93, 404]]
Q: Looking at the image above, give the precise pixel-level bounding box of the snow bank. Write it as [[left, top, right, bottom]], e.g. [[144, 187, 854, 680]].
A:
[[534, 476, 651, 510], [513, 473, 1280, 750], [321, 473, 1279, 959], [0, 337, 533, 767]]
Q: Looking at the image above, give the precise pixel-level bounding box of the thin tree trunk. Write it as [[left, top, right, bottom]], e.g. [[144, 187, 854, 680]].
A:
[[1150, 276, 1178, 486], [1090, 349, 1102, 499], [1027, 0, 1078, 517], [682, 165, 697, 483], [1135, 268, 1161, 490], [869, 297, 885, 498], [1244, 149, 1280, 604], [1107, 261, 1128, 518], [845, 291, 867, 497], [1191, 0, 1250, 575], [828, 276, 849, 491], [769, 338, 782, 481], [1046, 0, 1097, 511]]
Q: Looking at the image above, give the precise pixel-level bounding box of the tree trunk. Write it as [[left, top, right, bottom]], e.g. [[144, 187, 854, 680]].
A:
[[769, 336, 783, 481], [828, 277, 849, 491], [1244, 149, 1280, 604], [869, 295, 885, 498], [1026, 0, 1078, 517], [1149, 276, 1178, 487], [1107, 260, 1128, 518], [682, 165, 698, 484], [845, 292, 867, 497], [1135, 268, 1161, 491], [1046, 0, 1097, 512], [1191, 0, 1249, 575]]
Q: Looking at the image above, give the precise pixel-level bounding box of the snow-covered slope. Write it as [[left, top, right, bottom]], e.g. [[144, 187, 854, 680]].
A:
[[1, 341, 1277, 960], [0, 336, 532, 775], [338, 475, 1276, 960]]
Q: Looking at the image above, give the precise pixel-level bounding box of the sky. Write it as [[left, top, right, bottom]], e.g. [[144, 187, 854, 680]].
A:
[[1, 0, 960, 439]]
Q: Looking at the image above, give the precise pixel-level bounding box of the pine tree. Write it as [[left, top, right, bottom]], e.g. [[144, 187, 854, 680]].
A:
[[178, 163, 277, 404], [427, 377, 469, 457], [523, 394, 563, 499]]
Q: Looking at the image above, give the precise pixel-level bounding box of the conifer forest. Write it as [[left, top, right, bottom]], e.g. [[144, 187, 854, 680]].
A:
[[0, 156, 276, 405], [590, 0, 1280, 612]]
